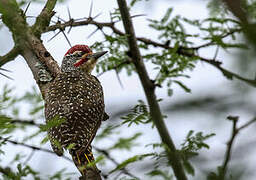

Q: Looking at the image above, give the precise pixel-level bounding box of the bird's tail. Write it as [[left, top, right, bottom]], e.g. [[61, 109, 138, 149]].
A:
[[70, 145, 101, 180]]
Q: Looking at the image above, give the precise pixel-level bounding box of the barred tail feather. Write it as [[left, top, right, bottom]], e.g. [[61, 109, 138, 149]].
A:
[[70, 146, 101, 180]]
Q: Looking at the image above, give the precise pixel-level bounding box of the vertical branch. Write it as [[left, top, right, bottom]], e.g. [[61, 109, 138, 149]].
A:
[[0, 0, 60, 96], [220, 117, 238, 179], [33, 0, 57, 37], [116, 0, 187, 179], [222, 0, 256, 47]]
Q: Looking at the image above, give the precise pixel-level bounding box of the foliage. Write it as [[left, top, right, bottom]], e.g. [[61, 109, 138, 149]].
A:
[[180, 131, 216, 176], [1, 0, 256, 179], [121, 100, 151, 126], [0, 85, 216, 179]]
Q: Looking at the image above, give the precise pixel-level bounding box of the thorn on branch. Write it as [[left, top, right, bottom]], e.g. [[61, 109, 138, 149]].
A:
[[87, 28, 100, 39], [67, 19, 74, 34], [61, 30, 72, 47], [66, 7, 74, 34], [55, 15, 66, 23], [92, 13, 102, 20], [89, 0, 93, 18], [0, 67, 13, 80], [23, 2, 31, 17], [48, 30, 61, 42]]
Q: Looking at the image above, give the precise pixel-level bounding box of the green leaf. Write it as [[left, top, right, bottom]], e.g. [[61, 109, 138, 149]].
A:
[[130, 0, 149, 7], [0, 115, 16, 134], [161, 8, 173, 24], [40, 135, 49, 145], [121, 100, 151, 126], [173, 80, 191, 93], [110, 153, 153, 173], [66, 143, 76, 150], [40, 115, 66, 131], [29, 105, 44, 115], [96, 124, 120, 140], [86, 155, 104, 168], [181, 130, 215, 154], [147, 170, 173, 180], [110, 133, 142, 150], [187, 130, 194, 138], [183, 159, 195, 176], [22, 129, 41, 142]]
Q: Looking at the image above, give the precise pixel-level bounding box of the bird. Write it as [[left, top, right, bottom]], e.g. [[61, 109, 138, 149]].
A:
[[44, 44, 108, 179]]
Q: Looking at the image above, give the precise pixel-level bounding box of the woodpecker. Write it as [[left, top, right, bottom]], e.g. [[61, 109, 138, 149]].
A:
[[44, 45, 108, 179]]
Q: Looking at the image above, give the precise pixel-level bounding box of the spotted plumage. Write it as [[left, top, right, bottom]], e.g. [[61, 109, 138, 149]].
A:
[[44, 45, 108, 178]]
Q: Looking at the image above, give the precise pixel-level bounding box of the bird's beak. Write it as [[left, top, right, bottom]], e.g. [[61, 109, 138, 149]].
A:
[[86, 51, 108, 60], [74, 51, 108, 68]]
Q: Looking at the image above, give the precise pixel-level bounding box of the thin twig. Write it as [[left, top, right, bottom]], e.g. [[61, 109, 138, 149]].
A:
[[179, 50, 256, 87], [221, 116, 238, 178], [222, 0, 256, 48], [0, 46, 20, 67], [10, 119, 136, 178], [188, 29, 242, 50], [238, 117, 256, 131], [220, 116, 256, 179], [0, 137, 73, 162], [10, 119, 42, 127], [93, 146, 139, 179], [23, 149, 36, 165], [43, 17, 255, 87]]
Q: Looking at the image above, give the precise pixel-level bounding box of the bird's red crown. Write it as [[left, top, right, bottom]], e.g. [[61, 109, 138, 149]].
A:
[[64, 45, 93, 67], [64, 45, 92, 56]]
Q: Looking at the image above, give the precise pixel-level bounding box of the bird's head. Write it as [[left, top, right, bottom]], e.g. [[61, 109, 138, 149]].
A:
[[61, 44, 107, 74]]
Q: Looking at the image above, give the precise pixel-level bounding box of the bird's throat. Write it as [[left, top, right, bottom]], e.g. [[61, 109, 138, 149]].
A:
[[80, 59, 97, 74]]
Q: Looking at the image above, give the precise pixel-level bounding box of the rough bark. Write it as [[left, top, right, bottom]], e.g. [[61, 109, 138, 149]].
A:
[[0, 0, 101, 179]]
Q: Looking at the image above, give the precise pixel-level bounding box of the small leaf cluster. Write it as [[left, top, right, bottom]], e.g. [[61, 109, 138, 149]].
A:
[[0, 163, 40, 180], [110, 153, 154, 174], [110, 132, 142, 151], [180, 130, 216, 176], [121, 100, 151, 126], [0, 85, 77, 180], [0, 85, 22, 134], [143, 8, 198, 94], [181, 130, 215, 156], [93, 34, 135, 76], [147, 170, 173, 180]]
